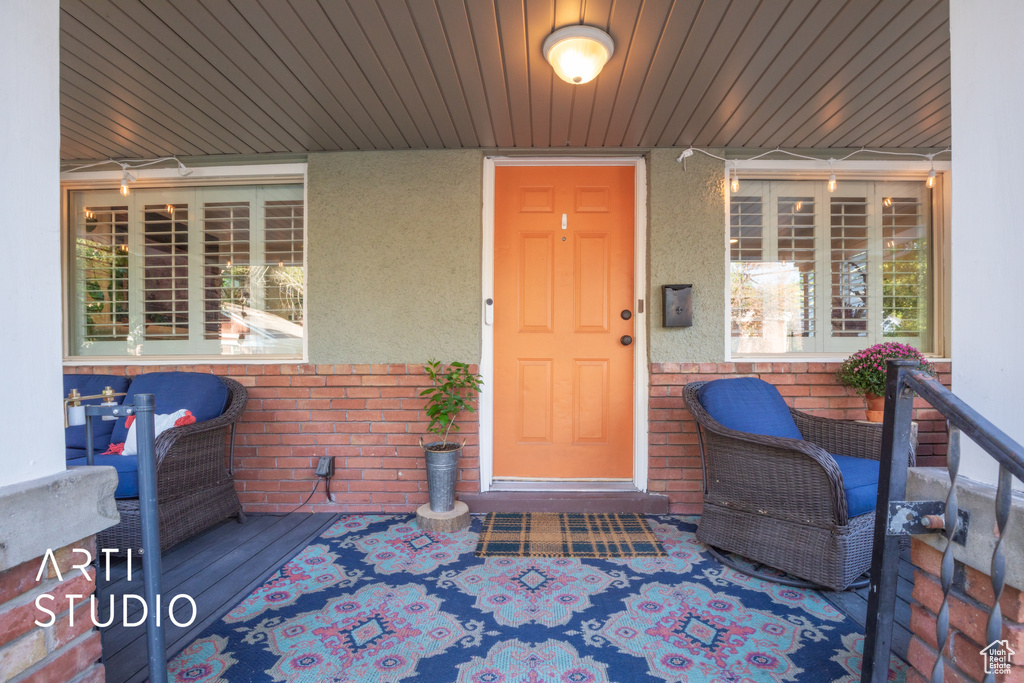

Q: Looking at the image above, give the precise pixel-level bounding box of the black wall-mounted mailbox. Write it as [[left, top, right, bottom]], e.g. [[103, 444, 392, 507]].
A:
[[663, 284, 693, 327]]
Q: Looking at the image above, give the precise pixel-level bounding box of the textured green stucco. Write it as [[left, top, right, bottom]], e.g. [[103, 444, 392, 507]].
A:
[[305, 149, 726, 364], [307, 150, 483, 364], [647, 149, 727, 363]]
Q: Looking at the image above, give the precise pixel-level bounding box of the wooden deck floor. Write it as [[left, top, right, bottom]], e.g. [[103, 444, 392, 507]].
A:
[[96, 514, 914, 682], [821, 548, 916, 663], [97, 513, 341, 683]]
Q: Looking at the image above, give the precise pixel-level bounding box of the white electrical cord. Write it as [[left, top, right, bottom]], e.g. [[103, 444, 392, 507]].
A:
[[61, 156, 194, 176], [676, 146, 950, 165]]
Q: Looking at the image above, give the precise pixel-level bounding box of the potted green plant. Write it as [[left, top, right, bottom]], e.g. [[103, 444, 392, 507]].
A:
[[836, 342, 933, 422], [420, 359, 483, 513]]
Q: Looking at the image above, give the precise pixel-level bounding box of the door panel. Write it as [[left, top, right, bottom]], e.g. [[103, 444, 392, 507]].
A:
[[494, 165, 634, 480]]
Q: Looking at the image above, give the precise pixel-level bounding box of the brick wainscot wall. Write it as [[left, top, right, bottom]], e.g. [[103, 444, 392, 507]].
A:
[[68, 360, 951, 515], [649, 361, 953, 514], [0, 540, 104, 682], [907, 538, 1024, 682]]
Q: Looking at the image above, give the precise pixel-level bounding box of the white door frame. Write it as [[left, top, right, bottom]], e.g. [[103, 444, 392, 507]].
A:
[[479, 156, 649, 493]]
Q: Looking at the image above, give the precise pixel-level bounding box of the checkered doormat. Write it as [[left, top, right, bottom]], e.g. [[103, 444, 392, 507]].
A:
[[474, 512, 667, 558]]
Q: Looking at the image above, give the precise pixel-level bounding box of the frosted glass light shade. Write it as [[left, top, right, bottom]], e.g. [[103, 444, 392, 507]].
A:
[[67, 404, 86, 427], [543, 26, 614, 85]]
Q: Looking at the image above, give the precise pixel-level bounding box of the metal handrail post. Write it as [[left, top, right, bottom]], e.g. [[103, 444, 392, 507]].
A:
[[862, 359, 918, 683], [133, 393, 167, 683]]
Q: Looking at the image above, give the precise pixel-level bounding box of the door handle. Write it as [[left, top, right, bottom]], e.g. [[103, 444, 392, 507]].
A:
[[620, 335, 633, 346], [621, 309, 632, 320]]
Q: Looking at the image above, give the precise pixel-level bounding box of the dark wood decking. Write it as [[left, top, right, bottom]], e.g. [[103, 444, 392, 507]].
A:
[[97, 514, 913, 682], [97, 513, 341, 683], [821, 547, 916, 664]]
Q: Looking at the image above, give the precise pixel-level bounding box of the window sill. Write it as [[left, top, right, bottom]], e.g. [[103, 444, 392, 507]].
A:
[[727, 355, 951, 363], [63, 355, 305, 366]]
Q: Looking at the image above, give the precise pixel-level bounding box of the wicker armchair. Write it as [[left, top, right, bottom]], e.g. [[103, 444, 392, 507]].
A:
[[98, 377, 248, 554], [684, 380, 914, 591]]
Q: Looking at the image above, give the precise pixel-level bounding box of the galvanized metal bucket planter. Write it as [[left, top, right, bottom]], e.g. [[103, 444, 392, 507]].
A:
[[422, 441, 461, 513]]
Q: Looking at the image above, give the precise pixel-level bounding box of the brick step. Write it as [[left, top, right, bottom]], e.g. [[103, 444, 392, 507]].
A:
[[459, 491, 669, 514]]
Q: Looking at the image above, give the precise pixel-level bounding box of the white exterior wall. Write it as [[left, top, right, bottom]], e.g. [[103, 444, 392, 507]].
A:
[[0, 0, 65, 487], [950, 0, 1024, 485]]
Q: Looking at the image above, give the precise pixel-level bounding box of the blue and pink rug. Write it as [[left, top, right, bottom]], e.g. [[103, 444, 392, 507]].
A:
[[168, 515, 906, 682]]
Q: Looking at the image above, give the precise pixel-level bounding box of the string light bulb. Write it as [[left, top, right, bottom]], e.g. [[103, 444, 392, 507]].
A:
[[119, 168, 135, 196], [795, 201, 803, 212], [927, 166, 936, 188], [883, 197, 893, 207], [730, 166, 739, 193], [84, 209, 94, 220], [827, 159, 837, 193]]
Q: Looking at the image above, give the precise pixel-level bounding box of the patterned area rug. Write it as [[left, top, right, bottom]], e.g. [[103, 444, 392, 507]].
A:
[[475, 512, 667, 558], [168, 515, 908, 682]]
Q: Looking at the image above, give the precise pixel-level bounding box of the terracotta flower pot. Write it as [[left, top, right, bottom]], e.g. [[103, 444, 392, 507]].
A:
[[865, 392, 885, 423]]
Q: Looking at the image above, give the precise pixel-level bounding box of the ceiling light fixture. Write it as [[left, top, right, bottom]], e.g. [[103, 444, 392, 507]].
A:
[[543, 25, 614, 84]]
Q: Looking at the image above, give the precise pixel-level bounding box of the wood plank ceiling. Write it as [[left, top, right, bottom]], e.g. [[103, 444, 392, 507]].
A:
[[59, 0, 951, 161]]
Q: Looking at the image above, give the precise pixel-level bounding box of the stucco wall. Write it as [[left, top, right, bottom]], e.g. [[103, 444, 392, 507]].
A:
[[647, 149, 727, 363], [949, 0, 1024, 487], [1, 0, 65, 487], [307, 150, 484, 364]]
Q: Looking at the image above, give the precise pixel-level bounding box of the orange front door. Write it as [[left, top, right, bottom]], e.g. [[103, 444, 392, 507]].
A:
[[493, 165, 635, 480]]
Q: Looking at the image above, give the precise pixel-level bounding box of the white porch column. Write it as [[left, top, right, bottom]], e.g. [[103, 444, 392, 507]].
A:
[[949, 0, 1024, 485], [0, 0, 64, 487]]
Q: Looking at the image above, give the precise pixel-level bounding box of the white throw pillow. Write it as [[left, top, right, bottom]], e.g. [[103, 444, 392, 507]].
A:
[[122, 409, 196, 456]]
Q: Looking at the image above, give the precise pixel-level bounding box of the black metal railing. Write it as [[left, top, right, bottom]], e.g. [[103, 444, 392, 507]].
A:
[[84, 394, 168, 683], [862, 360, 1024, 683]]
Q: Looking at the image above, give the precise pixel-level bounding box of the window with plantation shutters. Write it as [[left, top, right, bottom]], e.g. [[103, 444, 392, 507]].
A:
[[68, 184, 304, 358], [74, 200, 129, 345], [729, 179, 932, 356], [142, 203, 189, 341]]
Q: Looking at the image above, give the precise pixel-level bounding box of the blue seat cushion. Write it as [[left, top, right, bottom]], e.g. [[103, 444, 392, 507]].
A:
[[111, 372, 228, 444], [67, 454, 139, 499], [832, 454, 880, 518], [697, 377, 804, 440], [63, 374, 131, 456]]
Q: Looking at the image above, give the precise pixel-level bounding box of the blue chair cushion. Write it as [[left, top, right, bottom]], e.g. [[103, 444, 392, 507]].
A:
[[67, 454, 139, 499], [697, 377, 804, 441], [832, 454, 880, 518], [111, 372, 228, 444], [63, 374, 131, 456]]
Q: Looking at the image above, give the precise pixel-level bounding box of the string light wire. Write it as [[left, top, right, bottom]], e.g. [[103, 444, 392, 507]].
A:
[[677, 146, 950, 193]]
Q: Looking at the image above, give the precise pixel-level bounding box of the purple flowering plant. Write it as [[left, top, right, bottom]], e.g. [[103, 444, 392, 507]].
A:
[[836, 342, 933, 397]]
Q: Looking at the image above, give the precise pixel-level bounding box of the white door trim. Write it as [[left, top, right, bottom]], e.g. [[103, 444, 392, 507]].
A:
[[479, 155, 649, 493]]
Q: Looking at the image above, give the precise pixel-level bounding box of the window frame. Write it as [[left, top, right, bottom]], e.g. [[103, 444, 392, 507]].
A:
[[60, 163, 308, 364], [723, 159, 951, 361]]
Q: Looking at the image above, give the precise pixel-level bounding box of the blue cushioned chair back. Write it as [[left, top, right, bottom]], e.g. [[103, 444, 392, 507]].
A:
[[696, 377, 804, 440], [63, 374, 131, 457], [111, 372, 229, 444]]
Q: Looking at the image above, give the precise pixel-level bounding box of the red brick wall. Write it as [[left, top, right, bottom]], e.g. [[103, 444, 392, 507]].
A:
[[67, 364, 480, 514], [649, 361, 953, 514], [0, 538, 104, 683], [68, 360, 950, 515], [907, 539, 1024, 682]]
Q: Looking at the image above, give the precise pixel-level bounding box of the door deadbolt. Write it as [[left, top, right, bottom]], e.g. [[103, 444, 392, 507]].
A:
[[620, 335, 633, 346], [621, 309, 632, 320]]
